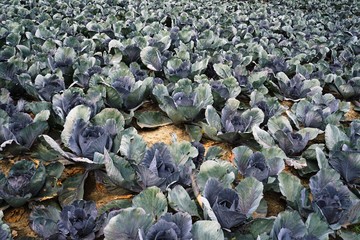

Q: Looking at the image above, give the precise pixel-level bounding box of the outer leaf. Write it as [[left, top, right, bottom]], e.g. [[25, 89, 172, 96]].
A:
[[325, 124, 349, 151], [136, 111, 172, 128], [236, 177, 264, 217], [267, 157, 285, 177], [232, 146, 253, 174], [58, 172, 88, 207], [132, 186, 168, 219], [98, 199, 132, 215], [298, 128, 323, 141], [16, 121, 49, 149], [169, 141, 198, 165], [0, 210, 11, 240], [119, 128, 146, 164], [240, 108, 265, 132], [33, 110, 50, 122], [338, 230, 360, 240], [92, 108, 125, 132], [185, 125, 202, 142], [105, 86, 123, 109], [104, 207, 153, 240], [54, 47, 76, 65], [40, 135, 70, 159], [249, 71, 269, 87], [268, 116, 292, 135], [37, 162, 65, 199], [104, 150, 136, 189], [194, 84, 214, 109], [205, 105, 221, 131], [315, 147, 329, 169], [197, 160, 235, 190], [200, 196, 218, 222], [309, 168, 342, 193], [191, 57, 210, 75], [278, 172, 303, 207], [305, 213, 333, 240], [205, 146, 223, 160], [329, 151, 360, 186], [249, 218, 275, 238], [213, 63, 232, 79], [61, 105, 91, 147], [192, 221, 224, 240], [261, 147, 287, 160], [252, 126, 275, 148], [140, 46, 162, 71], [168, 185, 200, 217]]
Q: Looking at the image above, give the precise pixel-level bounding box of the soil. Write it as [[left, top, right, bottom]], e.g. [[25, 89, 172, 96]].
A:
[[138, 124, 191, 146], [3, 207, 36, 238], [345, 103, 360, 121], [263, 191, 286, 217]]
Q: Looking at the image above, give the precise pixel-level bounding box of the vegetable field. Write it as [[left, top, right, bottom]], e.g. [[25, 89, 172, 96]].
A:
[[0, 0, 360, 239]]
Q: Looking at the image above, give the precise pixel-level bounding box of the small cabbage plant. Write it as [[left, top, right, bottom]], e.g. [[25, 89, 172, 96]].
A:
[[136, 142, 180, 191], [52, 87, 103, 125], [309, 168, 360, 229], [34, 73, 66, 101], [209, 77, 241, 107], [270, 211, 326, 240], [201, 178, 263, 230], [250, 90, 285, 124], [30, 200, 105, 240], [153, 78, 213, 123], [266, 116, 321, 157], [0, 112, 49, 150], [272, 72, 322, 101], [141, 212, 192, 240], [0, 88, 21, 117], [103, 64, 153, 110], [287, 93, 349, 130], [332, 74, 360, 101], [0, 90, 49, 152], [164, 57, 191, 82], [202, 98, 264, 143], [136, 140, 197, 191], [41, 105, 124, 163], [203, 178, 246, 229], [0, 160, 46, 207], [325, 121, 360, 193], [233, 146, 284, 183]]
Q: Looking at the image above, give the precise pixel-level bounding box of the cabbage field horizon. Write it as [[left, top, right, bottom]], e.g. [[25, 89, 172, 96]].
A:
[[0, 0, 359, 239]]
